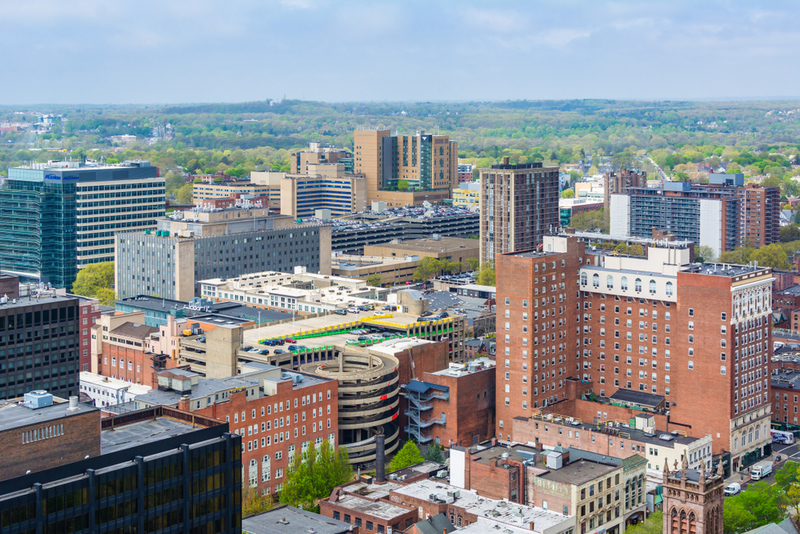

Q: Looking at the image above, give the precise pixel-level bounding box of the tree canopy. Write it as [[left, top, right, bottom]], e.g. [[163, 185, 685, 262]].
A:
[[71, 262, 116, 305], [279, 439, 352, 511], [723, 481, 784, 534], [750, 243, 791, 270], [476, 261, 496, 286], [422, 443, 445, 464], [389, 441, 424, 472], [624, 511, 662, 534], [366, 274, 382, 287]]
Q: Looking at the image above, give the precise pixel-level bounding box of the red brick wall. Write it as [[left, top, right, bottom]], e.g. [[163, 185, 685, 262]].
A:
[[772, 385, 800, 425], [78, 301, 101, 372], [466, 457, 524, 502], [512, 417, 649, 459], [195, 374, 338, 497], [422, 366, 495, 448], [320, 498, 415, 533], [0, 409, 101, 481]]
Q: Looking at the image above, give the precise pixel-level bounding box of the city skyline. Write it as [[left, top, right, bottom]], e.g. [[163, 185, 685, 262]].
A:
[[2, 0, 800, 104]]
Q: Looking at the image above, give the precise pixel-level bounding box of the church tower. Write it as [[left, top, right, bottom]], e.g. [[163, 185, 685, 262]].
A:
[[662, 456, 725, 534]]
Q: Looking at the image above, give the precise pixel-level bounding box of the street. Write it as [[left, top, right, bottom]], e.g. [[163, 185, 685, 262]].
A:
[[736, 442, 798, 491]]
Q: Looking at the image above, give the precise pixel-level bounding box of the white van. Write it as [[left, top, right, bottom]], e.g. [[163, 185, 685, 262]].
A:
[[724, 483, 741, 496]]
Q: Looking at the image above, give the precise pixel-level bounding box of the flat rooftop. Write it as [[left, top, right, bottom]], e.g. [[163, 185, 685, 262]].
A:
[[685, 263, 772, 279], [391, 479, 570, 531], [343, 480, 403, 501], [243, 505, 352, 534], [333, 495, 411, 521], [364, 237, 477, 254], [101, 416, 201, 453], [0, 399, 98, 433], [538, 458, 619, 485], [470, 443, 539, 466], [771, 369, 800, 390], [0, 293, 77, 311]]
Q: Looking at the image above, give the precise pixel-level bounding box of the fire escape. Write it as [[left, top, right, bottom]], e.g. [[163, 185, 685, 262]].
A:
[[403, 381, 449, 444]]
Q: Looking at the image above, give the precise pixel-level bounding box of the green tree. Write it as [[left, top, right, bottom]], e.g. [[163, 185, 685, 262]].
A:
[[781, 225, 800, 243], [751, 243, 791, 270], [723, 481, 783, 534], [695, 245, 716, 262], [628, 244, 645, 257], [775, 460, 800, 513], [280, 439, 352, 511], [390, 441, 424, 472], [242, 487, 273, 517], [422, 443, 445, 464], [477, 261, 496, 286], [719, 246, 754, 265], [561, 189, 575, 198], [413, 257, 444, 282], [624, 511, 662, 534], [397, 180, 409, 191], [466, 257, 480, 271], [366, 274, 382, 287], [72, 262, 116, 304], [570, 210, 609, 233], [175, 183, 193, 204]]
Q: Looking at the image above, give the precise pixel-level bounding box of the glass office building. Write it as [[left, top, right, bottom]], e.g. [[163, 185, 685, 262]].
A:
[[0, 161, 165, 289]]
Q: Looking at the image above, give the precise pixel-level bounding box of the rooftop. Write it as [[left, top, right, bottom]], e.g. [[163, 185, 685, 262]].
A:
[[609, 389, 665, 409], [0, 398, 98, 433], [777, 286, 800, 296], [505, 249, 560, 259], [771, 369, 800, 390], [109, 322, 158, 340], [470, 442, 539, 466], [0, 293, 78, 311], [430, 358, 495, 378], [684, 263, 772, 279], [342, 479, 403, 501], [365, 237, 478, 254], [101, 414, 209, 454], [242, 505, 352, 534], [389, 461, 446, 481], [332, 494, 411, 521], [538, 458, 619, 485], [391, 479, 571, 532]]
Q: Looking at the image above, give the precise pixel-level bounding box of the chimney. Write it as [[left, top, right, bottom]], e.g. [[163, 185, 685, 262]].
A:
[[491, 437, 497, 446], [178, 395, 191, 412], [502, 156, 510, 165], [67, 396, 79, 411], [375, 434, 386, 484]]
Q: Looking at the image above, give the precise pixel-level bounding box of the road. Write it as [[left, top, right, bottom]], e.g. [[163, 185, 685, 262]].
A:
[[735, 442, 797, 491]]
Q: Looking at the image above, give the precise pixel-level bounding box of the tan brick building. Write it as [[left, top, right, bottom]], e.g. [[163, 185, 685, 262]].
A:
[[603, 169, 647, 211], [354, 130, 459, 206]]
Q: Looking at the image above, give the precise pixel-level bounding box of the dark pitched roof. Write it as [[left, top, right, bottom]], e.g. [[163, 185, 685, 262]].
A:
[[405, 380, 450, 394], [109, 322, 157, 339], [414, 513, 456, 534]]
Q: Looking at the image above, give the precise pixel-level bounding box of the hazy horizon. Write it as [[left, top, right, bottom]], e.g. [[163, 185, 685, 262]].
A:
[[3, 0, 800, 105]]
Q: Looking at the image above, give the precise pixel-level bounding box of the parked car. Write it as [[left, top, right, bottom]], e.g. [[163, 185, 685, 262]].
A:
[[420, 311, 433, 317], [284, 338, 297, 344], [258, 349, 270, 355], [357, 305, 369, 312], [724, 483, 741, 497], [334, 309, 348, 316], [357, 336, 370, 341], [347, 307, 360, 314], [438, 311, 449, 318], [196, 335, 206, 343], [274, 349, 286, 354]]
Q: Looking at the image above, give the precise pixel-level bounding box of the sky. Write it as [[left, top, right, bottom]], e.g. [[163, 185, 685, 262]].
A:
[[2, 0, 800, 104]]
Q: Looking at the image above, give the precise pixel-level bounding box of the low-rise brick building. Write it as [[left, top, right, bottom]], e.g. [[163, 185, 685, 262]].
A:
[[402, 358, 495, 448], [771, 368, 800, 425], [131, 362, 337, 498]]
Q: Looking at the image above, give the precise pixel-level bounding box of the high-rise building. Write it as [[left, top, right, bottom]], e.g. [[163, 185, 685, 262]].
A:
[[496, 232, 773, 472], [280, 163, 367, 218], [0, 293, 80, 400], [0, 160, 164, 289], [353, 130, 458, 207], [291, 142, 353, 174], [604, 169, 647, 211], [478, 158, 560, 265], [610, 174, 780, 258], [115, 206, 332, 301], [494, 236, 586, 439]]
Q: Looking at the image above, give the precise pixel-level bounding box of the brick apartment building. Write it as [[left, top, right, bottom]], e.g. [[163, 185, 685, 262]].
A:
[[76, 295, 101, 372], [132, 363, 337, 498], [497, 233, 773, 472], [771, 368, 800, 425], [603, 169, 647, 211], [403, 358, 495, 448], [494, 236, 588, 439], [479, 158, 560, 265]]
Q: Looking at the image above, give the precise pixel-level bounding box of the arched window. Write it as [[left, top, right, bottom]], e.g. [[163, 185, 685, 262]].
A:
[[581, 272, 587, 286], [593, 273, 600, 288], [748, 428, 753, 444], [248, 459, 258, 488], [621, 276, 628, 290], [666, 281, 674, 297], [262, 454, 271, 482], [649, 279, 657, 294], [607, 276, 614, 289], [635, 278, 642, 292]]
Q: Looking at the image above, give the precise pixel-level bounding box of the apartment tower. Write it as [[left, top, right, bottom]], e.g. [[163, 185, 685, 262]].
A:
[[353, 129, 458, 207], [603, 169, 647, 211], [479, 158, 559, 265]]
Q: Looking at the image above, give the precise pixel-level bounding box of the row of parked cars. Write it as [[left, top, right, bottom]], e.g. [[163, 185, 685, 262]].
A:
[[417, 311, 449, 322]]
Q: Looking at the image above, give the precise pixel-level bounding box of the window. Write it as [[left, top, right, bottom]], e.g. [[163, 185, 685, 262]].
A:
[[621, 277, 628, 290], [607, 275, 614, 289], [593, 274, 600, 288], [634, 278, 642, 292], [649, 280, 656, 294], [665, 281, 673, 296]]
